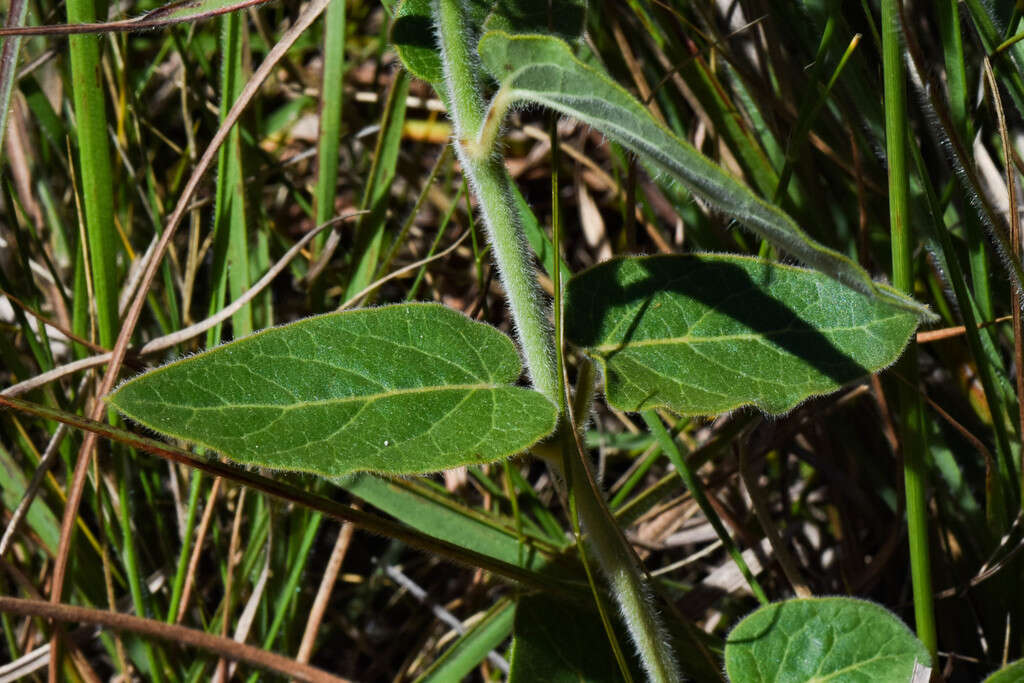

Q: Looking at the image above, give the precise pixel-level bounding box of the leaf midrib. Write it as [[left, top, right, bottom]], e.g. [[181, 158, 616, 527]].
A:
[[126, 382, 513, 411], [588, 318, 904, 353]]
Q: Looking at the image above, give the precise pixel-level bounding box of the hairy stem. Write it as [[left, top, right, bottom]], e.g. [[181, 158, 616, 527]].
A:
[[433, 0, 557, 403], [555, 445, 680, 683], [433, 3, 679, 679]]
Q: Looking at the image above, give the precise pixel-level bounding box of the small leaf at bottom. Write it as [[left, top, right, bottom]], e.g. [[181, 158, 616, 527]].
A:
[[725, 597, 930, 682]]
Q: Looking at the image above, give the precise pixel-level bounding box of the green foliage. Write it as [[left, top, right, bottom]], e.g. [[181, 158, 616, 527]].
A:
[[475, 31, 932, 321], [416, 599, 515, 682], [0, 445, 60, 554], [391, 0, 445, 85], [481, 0, 587, 39], [340, 473, 566, 573], [8, 0, 1023, 680], [106, 3, 932, 681], [567, 254, 919, 415], [508, 595, 639, 683], [390, 0, 585, 87], [725, 598, 931, 682], [984, 659, 1024, 682], [109, 304, 557, 476]]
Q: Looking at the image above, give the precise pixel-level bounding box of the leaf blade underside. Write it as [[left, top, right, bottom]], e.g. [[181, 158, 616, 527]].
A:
[[109, 303, 557, 476], [565, 254, 919, 416]]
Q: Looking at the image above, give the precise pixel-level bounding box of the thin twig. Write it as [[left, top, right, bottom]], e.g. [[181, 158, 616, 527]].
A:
[[0, 0, 274, 37], [737, 444, 811, 598], [176, 477, 223, 624], [214, 487, 247, 683], [0, 596, 351, 683], [916, 316, 1012, 343], [337, 229, 471, 310], [297, 521, 355, 664]]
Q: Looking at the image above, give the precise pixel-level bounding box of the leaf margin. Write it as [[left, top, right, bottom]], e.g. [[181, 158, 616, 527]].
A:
[[107, 302, 559, 477]]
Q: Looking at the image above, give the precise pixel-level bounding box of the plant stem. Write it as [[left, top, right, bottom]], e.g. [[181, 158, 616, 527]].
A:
[[882, 0, 937, 660], [552, 123, 635, 683], [558, 428, 636, 683], [433, 3, 678, 678], [433, 0, 557, 403], [553, 447, 679, 683], [68, 0, 117, 349]]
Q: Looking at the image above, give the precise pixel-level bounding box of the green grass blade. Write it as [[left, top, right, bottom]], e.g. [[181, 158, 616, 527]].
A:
[[642, 410, 768, 605], [313, 0, 345, 231], [344, 70, 410, 300], [416, 598, 514, 682], [165, 471, 204, 623], [937, 0, 996, 325], [67, 0, 118, 349], [882, 0, 937, 658], [908, 136, 1013, 532], [339, 473, 565, 574], [207, 10, 253, 342]]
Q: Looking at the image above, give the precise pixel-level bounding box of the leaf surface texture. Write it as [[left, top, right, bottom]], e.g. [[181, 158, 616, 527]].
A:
[[725, 597, 931, 682], [565, 255, 918, 415], [110, 304, 557, 475], [478, 31, 932, 319]]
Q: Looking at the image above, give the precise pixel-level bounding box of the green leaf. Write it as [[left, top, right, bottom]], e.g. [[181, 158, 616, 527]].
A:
[[417, 598, 515, 682], [0, 443, 61, 556], [725, 597, 931, 682], [109, 303, 557, 476], [339, 473, 569, 575], [391, 0, 444, 85], [390, 0, 586, 87], [508, 596, 639, 683], [482, 0, 587, 40], [565, 254, 919, 416], [985, 659, 1024, 683], [476, 31, 933, 321]]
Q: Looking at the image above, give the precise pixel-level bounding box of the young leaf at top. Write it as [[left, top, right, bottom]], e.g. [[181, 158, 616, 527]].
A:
[[565, 255, 919, 416], [109, 304, 557, 476], [476, 31, 933, 321], [725, 597, 931, 682], [390, 0, 586, 88]]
